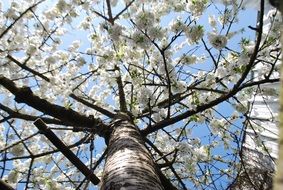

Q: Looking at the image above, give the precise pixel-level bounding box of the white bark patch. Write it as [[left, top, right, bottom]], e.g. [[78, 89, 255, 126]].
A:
[[101, 120, 164, 190]]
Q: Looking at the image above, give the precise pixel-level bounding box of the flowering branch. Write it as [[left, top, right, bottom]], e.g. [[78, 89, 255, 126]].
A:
[[0, 76, 108, 136], [69, 93, 115, 118], [142, 0, 266, 136], [33, 119, 100, 185], [0, 0, 45, 39], [0, 103, 67, 125]]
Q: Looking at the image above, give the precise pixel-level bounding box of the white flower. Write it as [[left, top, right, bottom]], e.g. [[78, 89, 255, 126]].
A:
[[190, 138, 200, 146], [4, 7, 18, 19], [182, 55, 197, 65], [234, 103, 248, 113], [56, 0, 70, 13], [185, 25, 204, 44], [55, 28, 67, 36], [76, 56, 86, 66], [210, 119, 221, 135], [196, 146, 208, 160], [68, 40, 81, 52], [208, 33, 227, 50], [152, 108, 167, 122], [137, 86, 153, 106], [26, 44, 37, 55], [172, 80, 187, 93], [218, 10, 232, 25], [7, 170, 18, 183], [108, 24, 123, 41], [10, 144, 25, 156], [187, 0, 208, 17], [242, 43, 255, 55], [158, 63, 176, 80], [152, 112, 161, 122], [208, 15, 217, 31], [45, 179, 61, 190], [135, 11, 155, 29], [216, 0, 235, 6], [79, 20, 91, 30], [148, 26, 163, 40], [215, 67, 226, 78], [41, 155, 52, 164], [45, 56, 57, 64], [178, 141, 191, 154], [169, 17, 186, 33], [131, 30, 151, 49]]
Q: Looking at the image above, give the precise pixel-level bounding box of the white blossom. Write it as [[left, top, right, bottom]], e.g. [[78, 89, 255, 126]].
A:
[[108, 24, 123, 41], [208, 15, 217, 31], [182, 55, 197, 65], [186, 0, 208, 18], [26, 44, 37, 55], [68, 40, 81, 52], [208, 33, 227, 50], [137, 86, 154, 107], [131, 30, 151, 49], [169, 17, 186, 33], [148, 26, 163, 40], [76, 56, 86, 66], [135, 10, 155, 30], [185, 25, 204, 44], [56, 0, 71, 13], [10, 144, 25, 156], [7, 170, 18, 184], [234, 103, 248, 113]]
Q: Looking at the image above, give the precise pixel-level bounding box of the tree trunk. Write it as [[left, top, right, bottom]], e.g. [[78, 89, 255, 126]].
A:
[[100, 118, 164, 190]]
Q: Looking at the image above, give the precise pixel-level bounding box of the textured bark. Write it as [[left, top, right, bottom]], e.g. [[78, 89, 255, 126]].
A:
[[0, 179, 15, 190], [101, 119, 164, 190]]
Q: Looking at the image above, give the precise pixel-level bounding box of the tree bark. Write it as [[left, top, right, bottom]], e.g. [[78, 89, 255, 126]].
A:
[[100, 118, 164, 190], [0, 179, 15, 190]]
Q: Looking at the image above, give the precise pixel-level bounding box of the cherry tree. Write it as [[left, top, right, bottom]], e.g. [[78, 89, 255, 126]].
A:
[[0, 0, 280, 189]]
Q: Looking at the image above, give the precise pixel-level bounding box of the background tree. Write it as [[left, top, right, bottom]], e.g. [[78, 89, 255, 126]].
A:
[[269, 0, 283, 190], [0, 0, 280, 189]]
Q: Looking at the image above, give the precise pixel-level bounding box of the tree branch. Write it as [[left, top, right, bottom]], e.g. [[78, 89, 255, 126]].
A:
[[145, 138, 185, 190], [4, 55, 113, 118], [33, 119, 100, 185], [70, 93, 115, 118], [0, 134, 90, 162], [0, 103, 68, 125], [0, 76, 107, 136], [113, 0, 135, 21], [0, 0, 45, 39], [141, 0, 265, 136], [7, 55, 50, 82], [115, 66, 128, 112]]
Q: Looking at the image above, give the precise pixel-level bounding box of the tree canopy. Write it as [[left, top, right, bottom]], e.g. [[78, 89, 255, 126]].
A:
[[0, 0, 281, 189]]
